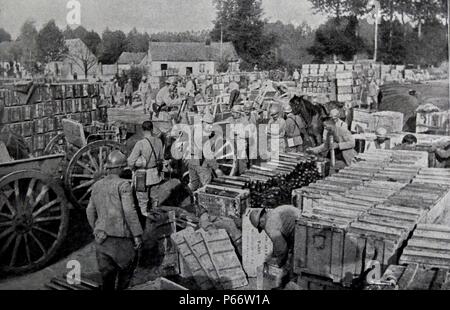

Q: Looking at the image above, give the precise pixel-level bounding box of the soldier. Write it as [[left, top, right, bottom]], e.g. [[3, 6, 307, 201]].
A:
[[127, 121, 164, 217], [285, 104, 309, 153], [308, 116, 356, 169], [86, 150, 143, 291], [184, 113, 225, 192], [154, 77, 182, 119], [249, 206, 301, 268], [267, 104, 286, 154], [138, 76, 152, 114]]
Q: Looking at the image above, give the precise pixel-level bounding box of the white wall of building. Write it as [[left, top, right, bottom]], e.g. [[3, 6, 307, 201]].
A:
[[149, 61, 216, 76]]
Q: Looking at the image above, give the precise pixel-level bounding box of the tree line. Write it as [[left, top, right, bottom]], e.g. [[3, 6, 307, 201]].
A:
[[0, 0, 448, 76]]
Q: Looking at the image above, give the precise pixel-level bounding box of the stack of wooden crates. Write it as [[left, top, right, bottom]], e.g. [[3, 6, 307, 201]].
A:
[[0, 83, 100, 157], [292, 150, 450, 289]]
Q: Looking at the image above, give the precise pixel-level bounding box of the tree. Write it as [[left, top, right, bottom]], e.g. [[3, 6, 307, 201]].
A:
[[308, 0, 369, 21], [149, 30, 210, 42], [125, 28, 149, 52], [126, 66, 148, 90], [308, 17, 366, 62], [265, 21, 315, 67], [0, 28, 12, 43], [37, 20, 67, 63], [83, 31, 102, 55], [210, 0, 278, 70], [63, 26, 101, 55], [97, 29, 127, 64], [17, 20, 41, 74], [65, 39, 98, 79]]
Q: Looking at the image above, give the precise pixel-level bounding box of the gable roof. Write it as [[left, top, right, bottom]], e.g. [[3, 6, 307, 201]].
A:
[[148, 42, 240, 62], [117, 52, 147, 65], [65, 38, 93, 54]]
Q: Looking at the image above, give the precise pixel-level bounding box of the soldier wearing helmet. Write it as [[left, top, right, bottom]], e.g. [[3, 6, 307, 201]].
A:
[[154, 76, 182, 119], [267, 104, 286, 153], [285, 102, 310, 152], [127, 121, 164, 217], [249, 205, 301, 269], [86, 150, 143, 290], [175, 112, 225, 192], [308, 114, 356, 169]]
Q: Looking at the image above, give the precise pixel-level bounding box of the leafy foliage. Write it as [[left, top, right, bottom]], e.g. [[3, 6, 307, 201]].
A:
[[37, 20, 68, 63], [308, 17, 367, 62], [97, 29, 127, 64], [210, 0, 278, 70], [126, 66, 148, 90], [125, 28, 150, 53]]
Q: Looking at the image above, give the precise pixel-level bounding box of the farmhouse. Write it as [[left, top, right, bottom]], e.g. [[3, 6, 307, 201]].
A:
[[147, 41, 240, 77]]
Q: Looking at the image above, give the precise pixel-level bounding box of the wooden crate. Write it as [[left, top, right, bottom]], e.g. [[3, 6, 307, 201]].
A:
[[400, 224, 450, 269], [131, 277, 188, 290], [297, 273, 349, 290], [366, 264, 450, 290], [242, 208, 273, 278], [293, 216, 350, 284], [344, 220, 410, 279], [172, 228, 248, 290], [195, 185, 250, 219]]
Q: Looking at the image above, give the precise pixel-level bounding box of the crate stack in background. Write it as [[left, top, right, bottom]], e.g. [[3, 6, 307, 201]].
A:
[[0, 83, 100, 157], [300, 64, 337, 101]]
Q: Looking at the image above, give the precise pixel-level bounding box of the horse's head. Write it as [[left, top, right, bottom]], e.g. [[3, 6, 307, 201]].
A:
[[289, 95, 303, 115]]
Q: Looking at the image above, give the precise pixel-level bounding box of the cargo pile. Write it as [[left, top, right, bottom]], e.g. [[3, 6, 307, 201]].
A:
[[367, 264, 450, 290], [292, 149, 450, 287], [400, 224, 450, 269], [0, 83, 100, 157]]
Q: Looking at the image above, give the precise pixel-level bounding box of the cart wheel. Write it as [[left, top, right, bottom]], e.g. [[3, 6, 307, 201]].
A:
[[214, 140, 237, 176], [44, 133, 67, 155], [0, 171, 69, 275], [64, 140, 127, 209]]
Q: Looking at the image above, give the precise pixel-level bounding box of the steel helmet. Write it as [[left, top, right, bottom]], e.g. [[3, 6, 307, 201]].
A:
[[232, 105, 244, 113], [105, 150, 128, 169], [330, 109, 340, 119], [283, 104, 292, 114], [375, 127, 388, 138], [202, 113, 215, 124], [243, 101, 253, 111], [249, 208, 265, 233], [269, 104, 281, 115]]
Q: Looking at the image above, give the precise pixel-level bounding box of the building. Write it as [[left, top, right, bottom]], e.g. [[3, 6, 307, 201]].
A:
[[116, 52, 147, 72], [147, 41, 240, 77], [47, 38, 98, 80]]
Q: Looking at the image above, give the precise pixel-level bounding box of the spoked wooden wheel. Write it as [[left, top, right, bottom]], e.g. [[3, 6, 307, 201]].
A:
[[0, 171, 69, 274], [64, 140, 127, 209], [44, 133, 67, 155]]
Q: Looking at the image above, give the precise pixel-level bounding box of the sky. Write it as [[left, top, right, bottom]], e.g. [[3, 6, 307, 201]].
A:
[[0, 0, 327, 38]]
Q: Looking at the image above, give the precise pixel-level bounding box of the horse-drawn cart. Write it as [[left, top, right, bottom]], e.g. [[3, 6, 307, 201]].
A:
[[0, 119, 126, 275], [0, 154, 69, 274]]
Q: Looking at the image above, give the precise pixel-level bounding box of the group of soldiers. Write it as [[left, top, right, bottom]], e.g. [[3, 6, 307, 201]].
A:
[[85, 83, 364, 290]]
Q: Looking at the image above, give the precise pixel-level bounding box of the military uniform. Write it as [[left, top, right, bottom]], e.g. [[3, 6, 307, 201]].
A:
[[86, 175, 143, 290], [285, 113, 308, 152], [154, 86, 182, 120], [138, 81, 152, 113], [264, 205, 301, 267], [187, 134, 220, 192], [127, 135, 164, 216]]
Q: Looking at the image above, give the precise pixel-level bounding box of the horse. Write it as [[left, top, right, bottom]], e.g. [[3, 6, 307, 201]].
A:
[[289, 95, 329, 147]]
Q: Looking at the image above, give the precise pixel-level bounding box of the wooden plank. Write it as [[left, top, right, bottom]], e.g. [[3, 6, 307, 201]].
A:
[[397, 263, 418, 289]]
